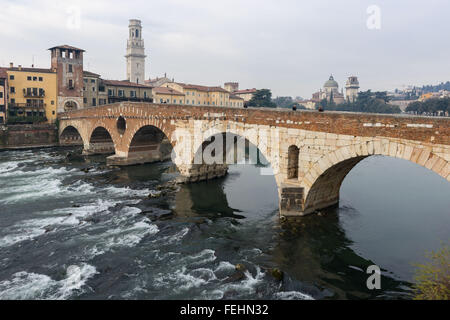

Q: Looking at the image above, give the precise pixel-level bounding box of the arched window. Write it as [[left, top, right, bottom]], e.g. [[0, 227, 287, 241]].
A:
[[288, 145, 300, 179], [135, 29, 139, 38]]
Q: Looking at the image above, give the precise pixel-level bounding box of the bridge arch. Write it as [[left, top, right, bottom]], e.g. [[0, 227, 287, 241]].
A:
[[182, 129, 280, 192], [302, 140, 450, 214], [86, 126, 116, 155], [126, 124, 174, 165], [59, 125, 84, 146]]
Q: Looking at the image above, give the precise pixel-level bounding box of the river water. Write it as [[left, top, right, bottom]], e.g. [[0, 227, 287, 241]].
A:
[[0, 147, 448, 300]]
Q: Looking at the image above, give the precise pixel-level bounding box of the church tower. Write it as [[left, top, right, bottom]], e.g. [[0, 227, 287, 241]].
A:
[[346, 76, 360, 103], [126, 19, 146, 84]]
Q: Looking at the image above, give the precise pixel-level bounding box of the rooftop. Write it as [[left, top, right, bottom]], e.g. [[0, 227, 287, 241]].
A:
[[234, 88, 258, 94], [153, 87, 185, 96], [178, 83, 229, 93], [103, 79, 153, 89], [8, 67, 55, 74], [48, 45, 85, 52], [84, 71, 101, 78]]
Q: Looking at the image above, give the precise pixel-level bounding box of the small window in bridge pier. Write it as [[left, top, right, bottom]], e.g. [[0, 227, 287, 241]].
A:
[[288, 145, 300, 180]]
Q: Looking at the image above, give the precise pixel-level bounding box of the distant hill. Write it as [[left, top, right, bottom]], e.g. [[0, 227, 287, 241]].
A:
[[421, 81, 450, 93]]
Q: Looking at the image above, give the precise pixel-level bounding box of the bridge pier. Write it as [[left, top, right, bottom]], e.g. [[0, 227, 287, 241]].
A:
[[279, 184, 307, 217], [106, 139, 173, 166], [83, 143, 115, 156], [176, 164, 229, 184]]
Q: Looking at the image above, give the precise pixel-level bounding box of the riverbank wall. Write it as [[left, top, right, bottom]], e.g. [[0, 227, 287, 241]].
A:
[[0, 124, 59, 151]]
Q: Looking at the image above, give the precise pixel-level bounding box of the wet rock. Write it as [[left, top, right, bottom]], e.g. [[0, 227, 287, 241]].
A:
[[270, 268, 284, 281], [44, 226, 55, 233], [72, 204, 81, 208], [83, 216, 101, 224], [235, 264, 247, 272], [224, 271, 246, 283], [148, 192, 162, 199], [141, 209, 174, 221]]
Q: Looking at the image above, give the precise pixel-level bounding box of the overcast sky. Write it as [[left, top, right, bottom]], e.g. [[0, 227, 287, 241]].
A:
[[0, 0, 449, 97]]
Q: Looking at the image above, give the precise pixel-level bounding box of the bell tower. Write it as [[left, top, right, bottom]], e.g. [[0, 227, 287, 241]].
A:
[[126, 19, 146, 84]]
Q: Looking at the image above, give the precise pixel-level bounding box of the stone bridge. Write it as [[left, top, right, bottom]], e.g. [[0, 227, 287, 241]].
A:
[[58, 102, 450, 217]]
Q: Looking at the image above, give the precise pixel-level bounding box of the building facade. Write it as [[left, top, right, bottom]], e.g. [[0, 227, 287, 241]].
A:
[[104, 80, 153, 104], [232, 88, 257, 103], [0, 68, 7, 124], [49, 45, 85, 113], [126, 19, 146, 84], [346, 76, 360, 102], [224, 82, 239, 93], [6, 65, 58, 123], [153, 87, 185, 104], [164, 82, 234, 107]]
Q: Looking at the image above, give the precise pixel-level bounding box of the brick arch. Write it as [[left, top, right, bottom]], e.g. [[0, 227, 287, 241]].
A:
[[124, 119, 175, 153], [302, 140, 450, 214], [87, 122, 118, 146], [59, 122, 88, 146], [191, 123, 276, 171]]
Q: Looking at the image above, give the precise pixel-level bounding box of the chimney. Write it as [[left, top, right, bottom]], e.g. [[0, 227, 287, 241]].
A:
[[18, 65, 22, 70], [9, 62, 13, 68]]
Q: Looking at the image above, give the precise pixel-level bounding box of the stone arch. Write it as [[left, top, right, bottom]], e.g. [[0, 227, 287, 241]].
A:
[[85, 126, 116, 155], [302, 140, 450, 214], [125, 124, 174, 165], [59, 125, 84, 146], [181, 128, 278, 186], [63, 100, 80, 112]]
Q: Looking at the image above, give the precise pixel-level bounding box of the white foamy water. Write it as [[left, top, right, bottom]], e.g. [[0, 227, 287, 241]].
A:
[[0, 264, 98, 300], [274, 291, 315, 300]]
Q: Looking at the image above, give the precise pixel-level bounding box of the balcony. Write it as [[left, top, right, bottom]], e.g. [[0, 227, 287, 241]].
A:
[[9, 102, 46, 110], [23, 89, 45, 98], [107, 96, 153, 104]]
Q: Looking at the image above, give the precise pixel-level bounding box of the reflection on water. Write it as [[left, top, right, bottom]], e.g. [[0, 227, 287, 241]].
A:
[[0, 148, 448, 300]]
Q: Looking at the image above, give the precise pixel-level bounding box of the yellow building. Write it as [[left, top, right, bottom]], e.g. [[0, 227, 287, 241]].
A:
[[229, 95, 245, 108], [6, 65, 58, 123], [153, 87, 185, 104], [164, 82, 232, 107]]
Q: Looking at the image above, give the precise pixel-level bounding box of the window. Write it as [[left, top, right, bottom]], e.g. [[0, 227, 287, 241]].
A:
[[288, 146, 300, 179], [92, 98, 96, 107], [130, 91, 136, 98], [10, 87, 15, 93], [0, 92, 2, 98], [118, 90, 124, 97], [160, 99, 163, 103], [92, 87, 96, 92], [11, 99, 15, 104], [91, 79, 95, 83], [9, 75, 14, 80], [83, 98, 87, 103], [27, 76, 32, 81], [52, 111, 55, 115], [68, 80, 73, 88], [39, 77, 43, 82], [51, 101, 54, 105], [33, 77, 37, 81], [68, 64, 73, 73], [84, 79, 88, 83], [108, 89, 113, 96]]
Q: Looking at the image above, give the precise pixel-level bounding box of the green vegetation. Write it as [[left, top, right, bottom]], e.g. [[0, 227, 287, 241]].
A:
[[422, 81, 450, 93], [413, 246, 450, 300], [319, 90, 402, 114], [406, 98, 450, 115], [272, 96, 306, 110], [7, 115, 47, 125], [248, 89, 277, 108]]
